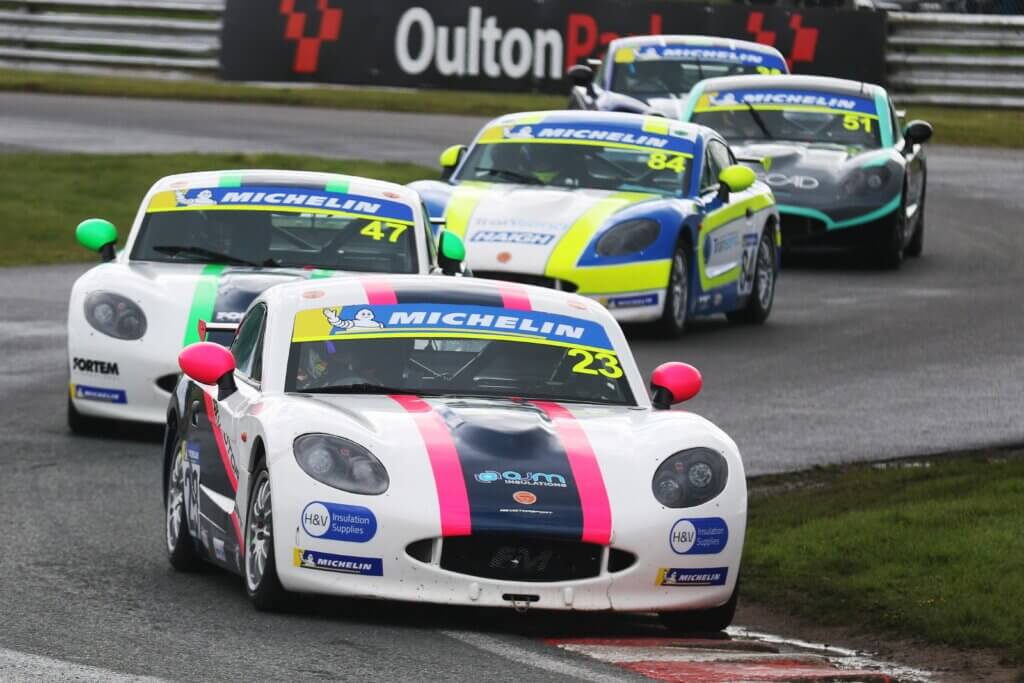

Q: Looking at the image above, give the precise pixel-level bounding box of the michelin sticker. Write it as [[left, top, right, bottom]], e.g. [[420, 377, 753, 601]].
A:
[[162, 186, 415, 223], [669, 517, 729, 555], [701, 89, 876, 116], [72, 384, 126, 404], [293, 548, 383, 576], [323, 307, 385, 332], [657, 567, 728, 587], [301, 501, 377, 542]]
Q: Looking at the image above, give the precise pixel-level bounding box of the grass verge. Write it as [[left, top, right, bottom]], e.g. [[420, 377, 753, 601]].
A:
[[0, 69, 1020, 147], [744, 448, 1024, 664], [1, 153, 432, 267]]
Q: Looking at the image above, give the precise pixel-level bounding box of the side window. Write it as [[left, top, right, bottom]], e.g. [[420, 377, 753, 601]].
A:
[[422, 203, 438, 267], [708, 140, 733, 177], [231, 304, 267, 382], [699, 151, 718, 193], [888, 99, 902, 145]]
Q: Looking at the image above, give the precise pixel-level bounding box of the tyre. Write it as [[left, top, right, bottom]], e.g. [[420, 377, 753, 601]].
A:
[[726, 228, 775, 325], [245, 464, 289, 611], [67, 395, 109, 436], [658, 244, 690, 338], [166, 438, 204, 572], [876, 196, 908, 270], [659, 581, 740, 634], [904, 182, 926, 258]]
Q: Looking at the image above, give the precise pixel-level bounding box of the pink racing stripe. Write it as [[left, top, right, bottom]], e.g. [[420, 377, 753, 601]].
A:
[[391, 395, 472, 537], [532, 401, 612, 545], [359, 277, 398, 305], [203, 392, 238, 493], [230, 510, 244, 550], [495, 281, 532, 311]]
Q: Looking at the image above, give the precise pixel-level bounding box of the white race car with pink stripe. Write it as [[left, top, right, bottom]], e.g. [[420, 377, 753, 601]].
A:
[[162, 274, 747, 631]]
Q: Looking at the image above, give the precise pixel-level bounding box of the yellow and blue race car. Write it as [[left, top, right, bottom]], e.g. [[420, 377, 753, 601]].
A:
[[411, 111, 780, 337]]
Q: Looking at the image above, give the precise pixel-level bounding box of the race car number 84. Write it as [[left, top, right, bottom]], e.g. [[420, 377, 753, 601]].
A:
[[568, 348, 624, 379], [647, 153, 686, 173], [360, 221, 409, 243]]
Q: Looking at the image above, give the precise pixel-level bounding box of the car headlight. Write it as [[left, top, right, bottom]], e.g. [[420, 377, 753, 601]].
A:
[[293, 434, 389, 495], [839, 167, 892, 199], [596, 219, 660, 257], [652, 447, 728, 508], [84, 291, 147, 340]]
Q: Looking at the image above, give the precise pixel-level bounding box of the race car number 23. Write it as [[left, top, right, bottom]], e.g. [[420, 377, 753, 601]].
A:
[[360, 221, 409, 243], [568, 348, 623, 379]]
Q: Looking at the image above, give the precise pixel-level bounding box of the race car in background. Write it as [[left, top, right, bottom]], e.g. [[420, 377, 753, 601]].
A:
[[682, 74, 932, 268], [165, 274, 747, 632], [411, 110, 780, 337], [567, 35, 788, 119], [67, 170, 466, 433]]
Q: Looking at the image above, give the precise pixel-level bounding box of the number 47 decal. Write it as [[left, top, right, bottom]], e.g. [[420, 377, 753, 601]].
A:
[[360, 221, 409, 243]]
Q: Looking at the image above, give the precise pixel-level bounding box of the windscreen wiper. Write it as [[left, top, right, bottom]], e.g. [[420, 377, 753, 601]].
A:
[[745, 103, 774, 140], [477, 167, 543, 185], [152, 245, 262, 267]]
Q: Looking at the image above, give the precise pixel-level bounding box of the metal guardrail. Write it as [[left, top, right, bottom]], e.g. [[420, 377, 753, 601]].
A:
[[0, 0, 222, 78], [0, 2, 1021, 108], [887, 12, 1024, 108]]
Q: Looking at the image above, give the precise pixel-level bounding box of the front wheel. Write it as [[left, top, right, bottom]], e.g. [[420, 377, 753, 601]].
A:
[[659, 581, 740, 634], [166, 440, 204, 572], [904, 183, 926, 258], [245, 466, 289, 611], [876, 198, 908, 269], [727, 229, 775, 325], [658, 246, 690, 338]]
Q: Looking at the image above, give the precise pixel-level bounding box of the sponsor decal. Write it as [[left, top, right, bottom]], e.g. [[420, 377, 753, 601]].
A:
[[71, 384, 126, 404], [470, 230, 556, 246], [711, 233, 740, 255], [474, 470, 567, 487], [760, 173, 820, 190], [489, 122, 696, 155], [212, 537, 226, 562], [214, 311, 245, 323], [605, 293, 657, 309], [657, 566, 729, 587], [293, 548, 383, 576], [669, 518, 729, 555], [72, 358, 119, 376], [185, 441, 200, 463], [700, 88, 876, 116], [294, 303, 614, 351], [512, 491, 538, 505], [301, 501, 377, 542], [632, 44, 782, 70]]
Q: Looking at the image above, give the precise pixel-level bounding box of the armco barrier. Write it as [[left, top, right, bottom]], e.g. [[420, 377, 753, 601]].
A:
[[0, 0, 223, 78], [0, 0, 1021, 108]]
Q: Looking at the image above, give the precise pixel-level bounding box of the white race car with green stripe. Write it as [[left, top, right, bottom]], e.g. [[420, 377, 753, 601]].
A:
[[67, 169, 466, 433], [411, 111, 780, 338]]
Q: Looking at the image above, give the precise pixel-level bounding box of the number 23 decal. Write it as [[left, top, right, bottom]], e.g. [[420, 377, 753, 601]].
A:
[[568, 348, 624, 378]]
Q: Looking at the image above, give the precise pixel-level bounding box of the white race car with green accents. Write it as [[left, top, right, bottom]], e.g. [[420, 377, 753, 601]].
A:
[[67, 169, 466, 433], [411, 110, 780, 337]]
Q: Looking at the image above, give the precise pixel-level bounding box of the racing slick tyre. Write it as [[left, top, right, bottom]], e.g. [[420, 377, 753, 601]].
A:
[[877, 194, 908, 270], [658, 243, 691, 338], [905, 182, 926, 258], [245, 463, 289, 612], [726, 229, 775, 325], [658, 581, 740, 634], [166, 437, 204, 572]]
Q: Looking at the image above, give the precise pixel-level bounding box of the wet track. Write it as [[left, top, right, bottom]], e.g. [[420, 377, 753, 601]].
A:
[[1, 92, 1022, 680]]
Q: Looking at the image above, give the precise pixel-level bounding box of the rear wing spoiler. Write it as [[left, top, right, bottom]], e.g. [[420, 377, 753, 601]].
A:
[[197, 320, 239, 345], [735, 155, 770, 170]]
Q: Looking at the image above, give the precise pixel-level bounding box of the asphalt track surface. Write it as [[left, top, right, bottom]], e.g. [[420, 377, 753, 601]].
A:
[[1, 92, 1022, 680]]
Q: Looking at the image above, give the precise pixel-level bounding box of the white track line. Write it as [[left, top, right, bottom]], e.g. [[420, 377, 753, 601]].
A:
[[441, 630, 631, 683], [0, 647, 167, 682]]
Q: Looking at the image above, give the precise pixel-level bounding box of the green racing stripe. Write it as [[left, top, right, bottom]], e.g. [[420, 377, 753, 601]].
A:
[[182, 264, 226, 347]]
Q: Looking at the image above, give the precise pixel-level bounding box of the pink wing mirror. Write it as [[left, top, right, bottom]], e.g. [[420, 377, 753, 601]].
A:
[[650, 362, 702, 410], [178, 342, 237, 399]]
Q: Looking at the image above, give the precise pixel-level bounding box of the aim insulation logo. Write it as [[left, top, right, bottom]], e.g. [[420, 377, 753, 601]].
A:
[[279, 0, 342, 74]]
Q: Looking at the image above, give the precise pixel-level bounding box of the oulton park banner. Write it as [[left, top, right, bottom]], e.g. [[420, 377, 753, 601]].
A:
[[220, 0, 887, 93]]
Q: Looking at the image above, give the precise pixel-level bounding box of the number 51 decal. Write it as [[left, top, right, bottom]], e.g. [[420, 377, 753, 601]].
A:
[[568, 348, 624, 379]]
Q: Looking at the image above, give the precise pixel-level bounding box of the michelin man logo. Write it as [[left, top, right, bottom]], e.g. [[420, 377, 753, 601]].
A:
[[707, 92, 738, 107], [176, 189, 217, 206], [503, 125, 534, 140], [323, 307, 385, 332]]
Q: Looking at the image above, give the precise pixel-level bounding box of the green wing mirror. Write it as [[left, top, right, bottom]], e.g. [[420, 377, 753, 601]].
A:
[[439, 145, 467, 181], [76, 218, 118, 262], [437, 230, 466, 276], [717, 164, 757, 201]]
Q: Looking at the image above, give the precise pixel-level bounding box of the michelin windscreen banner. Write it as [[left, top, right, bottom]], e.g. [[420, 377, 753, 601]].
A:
[[220, 0, 887, 92]]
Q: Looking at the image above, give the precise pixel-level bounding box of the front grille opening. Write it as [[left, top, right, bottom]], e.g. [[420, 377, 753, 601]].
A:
[[405, 539, 433, 563], [779, 215, 827, 243], [474, 271, 579, 293], [440, 535, 602, 582], [155, 374, 179, 393], [502, 593, 540, 603], [607, 548, 637, 573]]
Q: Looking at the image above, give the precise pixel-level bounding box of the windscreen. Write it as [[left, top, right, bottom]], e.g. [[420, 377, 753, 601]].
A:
[[611, 45, 787, 98], [131, 185, 418, 272], [286, 303, 634, 406], [691, 87, 882, 148], [455, 119, 694, 197]]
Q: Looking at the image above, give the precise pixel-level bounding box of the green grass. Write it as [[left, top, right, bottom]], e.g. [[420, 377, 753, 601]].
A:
[[744, 450, 1024, 662], [0, 68, 563, 118], [904, 106, 1024, 148], [0, 153, 432, 267]]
